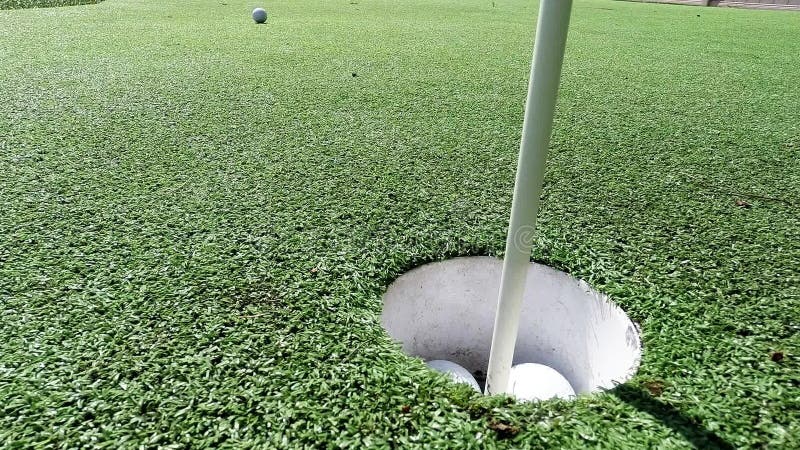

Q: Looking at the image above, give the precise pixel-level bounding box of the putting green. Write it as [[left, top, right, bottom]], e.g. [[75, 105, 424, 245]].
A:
[[0, 0, 798, 448], [0, 0, 100, 9]]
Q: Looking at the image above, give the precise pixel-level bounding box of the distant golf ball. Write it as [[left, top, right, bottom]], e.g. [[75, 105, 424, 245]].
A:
[[508, 363, 575, 401], [252, 7, 267, 24], [426, 360, 481, 392]]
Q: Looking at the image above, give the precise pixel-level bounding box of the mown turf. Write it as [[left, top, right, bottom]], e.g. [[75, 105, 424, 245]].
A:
[[1, 0, 798, 448], [0, 0, 100, 10]]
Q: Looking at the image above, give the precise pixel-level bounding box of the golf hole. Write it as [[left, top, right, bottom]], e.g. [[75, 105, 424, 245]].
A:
[[381, 257, 641, 399]]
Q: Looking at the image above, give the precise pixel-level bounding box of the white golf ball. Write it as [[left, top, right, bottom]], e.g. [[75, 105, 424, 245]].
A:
[[508, 363, 575, 401], [252, 7, 267, 24], [426, 360, 481, 392]]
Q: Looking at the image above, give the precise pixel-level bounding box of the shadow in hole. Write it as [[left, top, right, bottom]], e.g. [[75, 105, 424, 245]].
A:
[[610, 385, 733, 450]]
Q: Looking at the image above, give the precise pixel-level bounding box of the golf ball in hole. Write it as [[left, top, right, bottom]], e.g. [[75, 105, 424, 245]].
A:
[[426, 360, 481, 392], [509, 363, 575, 401], [252, 8, 267, 24]]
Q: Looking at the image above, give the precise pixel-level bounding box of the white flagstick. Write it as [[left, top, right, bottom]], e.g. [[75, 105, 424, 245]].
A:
[[485, 0, 574, 396]]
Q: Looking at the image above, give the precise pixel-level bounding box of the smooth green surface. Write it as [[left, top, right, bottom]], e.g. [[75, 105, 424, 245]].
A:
[[1, 0, 798, 448]]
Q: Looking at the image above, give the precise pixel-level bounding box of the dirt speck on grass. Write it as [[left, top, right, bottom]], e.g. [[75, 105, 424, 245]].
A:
[[488, 419, 520, 439], [643, 379, 666, 397]]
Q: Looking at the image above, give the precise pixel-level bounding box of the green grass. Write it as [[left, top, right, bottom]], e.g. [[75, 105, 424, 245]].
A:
[[0, 0, 100, 10], [1, 0, 798, 448]]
